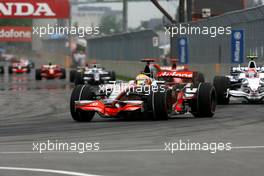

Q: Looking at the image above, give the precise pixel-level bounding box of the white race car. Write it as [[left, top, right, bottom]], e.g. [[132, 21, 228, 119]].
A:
[[214, 56, 264, 104], [70, 64, 116, 85]]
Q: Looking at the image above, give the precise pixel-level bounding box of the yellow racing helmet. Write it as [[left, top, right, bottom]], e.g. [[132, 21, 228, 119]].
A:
[[135, 74, 152, 85]]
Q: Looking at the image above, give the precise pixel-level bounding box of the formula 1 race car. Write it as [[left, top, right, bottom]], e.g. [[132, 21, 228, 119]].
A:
[[156, 69, 215, 117], [70, 64, 116, 85], [214, 56, 264, 104], [8, 59, 32, 74], [70, 62, 215, 122], [35, 63, 66, 80]]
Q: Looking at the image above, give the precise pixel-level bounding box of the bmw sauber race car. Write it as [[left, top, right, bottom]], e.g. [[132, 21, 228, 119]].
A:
[[70, 64, 116, 85], [8, 59, 32, 74], [214, 56, 264, 104], [35, 63, 66, 80], [70, 61, 215, 122]]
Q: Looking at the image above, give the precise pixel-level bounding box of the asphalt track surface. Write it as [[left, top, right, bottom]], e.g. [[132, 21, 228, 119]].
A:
[[0, 72, 264, 176]]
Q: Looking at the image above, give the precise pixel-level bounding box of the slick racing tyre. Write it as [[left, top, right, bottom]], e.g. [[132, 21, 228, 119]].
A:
[[192, 72, 205, 85], [70, 85, 95, 122], [60, 68, 66, 79], [26, 66, 31, 73], [70, 70, 76, 82], [150, 85, 171, 121], [8, 66, 13, 74], [35, 69, 42, 80], [0, 66, 4, 74], [109, 71, 116, 81], [213, 76, 230, 104], [192, 83, 216, 118], [74, 72, 84, 85]]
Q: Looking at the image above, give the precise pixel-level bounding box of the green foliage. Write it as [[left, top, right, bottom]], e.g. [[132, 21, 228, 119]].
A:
[[0, 19, 32, 26], [99, 15, 122, 34]]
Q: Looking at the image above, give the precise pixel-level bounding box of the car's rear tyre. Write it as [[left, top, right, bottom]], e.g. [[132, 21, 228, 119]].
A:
[[75, 72, 84, 85], [192, 72, 205, 85], [150, 86, 170, 121], [0, 66, 4, 74], [60, 68, 66, 79], [192, 83, 216, 117], [35, 69, 42, 80], [109, 71, 116, 81], [26, 66, 31, 73], [8, 66, 12, 74], [70, 70, 76, 82], [213, 76, 230, 104], [70, 85, 95, 122]]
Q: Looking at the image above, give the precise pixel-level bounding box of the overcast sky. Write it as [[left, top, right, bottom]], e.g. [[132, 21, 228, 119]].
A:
[[87, 0, 179, 28], [86, 0, 264, 28]]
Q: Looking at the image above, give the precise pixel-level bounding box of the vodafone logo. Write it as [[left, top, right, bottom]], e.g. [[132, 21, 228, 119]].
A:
[[0, 29, 31, 38], [0, 2, 55, 17], [0, 27, 32, 42]]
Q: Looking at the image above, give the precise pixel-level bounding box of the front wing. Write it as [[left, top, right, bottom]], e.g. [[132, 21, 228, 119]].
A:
[[75, 100, 144, 117]]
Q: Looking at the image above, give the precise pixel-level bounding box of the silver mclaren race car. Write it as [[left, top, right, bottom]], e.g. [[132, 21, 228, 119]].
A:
[[214, 56, 264, 104]]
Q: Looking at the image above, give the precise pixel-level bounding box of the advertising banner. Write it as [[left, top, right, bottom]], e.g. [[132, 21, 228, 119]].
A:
[[0, 26, 32, 42], [231, 30, 244, 64], [178, 37, 189, 64], [0, 0, 70, 19]]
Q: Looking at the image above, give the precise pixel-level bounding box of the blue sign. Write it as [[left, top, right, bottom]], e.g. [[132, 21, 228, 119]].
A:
[[178, 37, 189, 64], [231, 30, 244, 64]]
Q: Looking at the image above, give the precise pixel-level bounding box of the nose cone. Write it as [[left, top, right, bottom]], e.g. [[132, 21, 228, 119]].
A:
[[49, 69, 54, 74], [248, 78, 259, 92]]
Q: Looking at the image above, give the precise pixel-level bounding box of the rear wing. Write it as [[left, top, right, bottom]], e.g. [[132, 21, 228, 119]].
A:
[[231, 66, 264, 73], [157, 71, 193, 79], [141, 58, 157, 64], [247, 55, 258, 60]]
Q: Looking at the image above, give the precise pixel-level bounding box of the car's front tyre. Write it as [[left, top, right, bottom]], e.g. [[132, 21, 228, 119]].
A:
[[192, 83, 216, 117], [70, 85, 95, 122], [213, 76, 230, 104]]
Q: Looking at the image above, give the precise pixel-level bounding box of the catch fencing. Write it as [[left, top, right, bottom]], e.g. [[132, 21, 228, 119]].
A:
[[86, 30, 161, 61], [171, 5, 264, 64]]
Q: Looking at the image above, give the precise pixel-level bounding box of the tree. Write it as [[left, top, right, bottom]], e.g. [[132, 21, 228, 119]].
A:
[[99, 15, 122, 34], [0, 19, 32, 26]]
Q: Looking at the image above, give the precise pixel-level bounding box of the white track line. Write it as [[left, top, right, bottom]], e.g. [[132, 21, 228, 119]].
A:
[[0, 149, 164, 154], [231, 146, 264, 149], [0, 146, 263, 154], [0, 167, 101, 176]]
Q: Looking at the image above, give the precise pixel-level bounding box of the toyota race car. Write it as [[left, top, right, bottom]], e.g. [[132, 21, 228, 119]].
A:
[[214, 56, 264, 104], [70, 64, 116, 85], [35, 63, 66, 80], [70, 60, 216, 122], [8, 59, 32, 74]]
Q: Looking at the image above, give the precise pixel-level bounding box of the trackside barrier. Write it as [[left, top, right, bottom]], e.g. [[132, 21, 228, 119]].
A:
[[94, 59, 264, 82]]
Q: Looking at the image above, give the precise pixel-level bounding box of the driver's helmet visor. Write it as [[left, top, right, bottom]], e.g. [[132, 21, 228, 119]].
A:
[[247, 72, 257, 78], [137, 79, 147, 85]]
